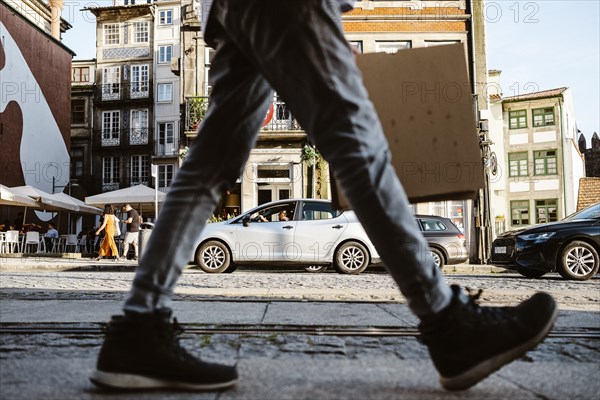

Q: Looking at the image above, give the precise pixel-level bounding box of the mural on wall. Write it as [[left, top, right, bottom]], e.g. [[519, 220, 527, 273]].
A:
[[0, 6, 72, 221]]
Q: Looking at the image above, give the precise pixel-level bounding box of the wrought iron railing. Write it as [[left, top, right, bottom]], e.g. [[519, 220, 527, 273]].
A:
[[130, 128, 150, 145], [184, 95, 303, 132], [155, 139, 180, 157], [96, 83, 152, 102]]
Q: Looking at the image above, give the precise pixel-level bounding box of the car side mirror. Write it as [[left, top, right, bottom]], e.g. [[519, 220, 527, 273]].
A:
[[242, 216, 250, 227]]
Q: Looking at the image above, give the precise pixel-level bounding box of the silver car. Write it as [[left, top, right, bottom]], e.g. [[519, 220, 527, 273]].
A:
[[193, 199, 381, 274]]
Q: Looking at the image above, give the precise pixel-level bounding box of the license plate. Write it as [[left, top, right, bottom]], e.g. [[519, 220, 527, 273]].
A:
[[494, 246, 507, 254]]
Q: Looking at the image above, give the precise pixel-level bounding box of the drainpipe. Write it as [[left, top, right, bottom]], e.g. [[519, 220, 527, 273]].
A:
[[558, 97, 568, 216], [48, 0, 64, 40]]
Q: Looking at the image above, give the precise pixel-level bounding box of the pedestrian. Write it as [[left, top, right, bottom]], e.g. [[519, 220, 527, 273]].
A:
[[120, 204, 141, 261], [43, 222, 59, 252], [94, 205, 120, 262], [90, 0, 557, 392]]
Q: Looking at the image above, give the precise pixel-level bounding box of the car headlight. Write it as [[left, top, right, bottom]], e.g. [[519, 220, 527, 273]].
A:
[[517, 232, 556, 243]]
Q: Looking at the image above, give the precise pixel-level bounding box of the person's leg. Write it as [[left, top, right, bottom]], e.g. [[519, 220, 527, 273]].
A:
[[214, 0, 450, 318], [211, 0, 557, 390], [92, 19, 270, 390], [131, 240, 138, 260], [123, 38, 272, 313], [121, 241, 130, 260]]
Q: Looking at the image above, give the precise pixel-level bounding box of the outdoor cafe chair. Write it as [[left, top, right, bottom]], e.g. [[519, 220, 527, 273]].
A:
[[23, 231, 42, 253], [77, 234, 88, 253], [64, 234, 79, 253], [3, 230, 21, 253]]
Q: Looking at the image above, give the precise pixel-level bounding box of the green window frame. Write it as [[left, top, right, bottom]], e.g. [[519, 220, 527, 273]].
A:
[[508, 152, 529, 177], [534, 150, 558, 175], [511, 200, 530, 226], [509, 110, 527, 129], [535, 199, 558, 224], [532, 107, 555, 127]]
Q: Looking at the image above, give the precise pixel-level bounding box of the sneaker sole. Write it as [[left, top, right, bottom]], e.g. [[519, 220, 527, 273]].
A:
[[90, 370, 237, 391], [440, 302, 558, 391]]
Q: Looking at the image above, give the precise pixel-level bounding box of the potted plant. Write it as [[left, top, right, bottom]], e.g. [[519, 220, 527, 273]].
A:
[[187, 97, 208, 131]]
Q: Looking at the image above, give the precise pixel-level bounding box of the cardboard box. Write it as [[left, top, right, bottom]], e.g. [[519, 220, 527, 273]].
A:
[[332, 43, 484, 209]]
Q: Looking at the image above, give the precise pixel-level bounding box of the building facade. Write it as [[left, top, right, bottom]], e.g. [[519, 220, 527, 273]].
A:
[[0, 0, 73, 225], [488, 83, 585, 234], [88, 3, 157, 195], [578, 132, 600, 177]]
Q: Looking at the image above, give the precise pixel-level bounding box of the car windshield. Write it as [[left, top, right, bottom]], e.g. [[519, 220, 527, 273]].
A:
[[563, 203, 600, 221]]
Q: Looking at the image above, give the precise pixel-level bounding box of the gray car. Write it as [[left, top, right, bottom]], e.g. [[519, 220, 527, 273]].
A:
[[415, 214, 469, 268]]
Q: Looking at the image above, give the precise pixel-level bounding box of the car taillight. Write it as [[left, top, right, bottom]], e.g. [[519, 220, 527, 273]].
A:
[[457, 234, 465, 241]]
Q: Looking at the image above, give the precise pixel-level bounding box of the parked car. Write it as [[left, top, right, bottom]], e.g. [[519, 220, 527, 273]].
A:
[[193, 199, 467, 274], [415, 215, 469, 268], [490, 202, 600, 280]]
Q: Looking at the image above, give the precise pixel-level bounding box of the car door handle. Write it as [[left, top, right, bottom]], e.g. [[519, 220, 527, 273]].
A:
[[282, 225, 294, 230], [332, 225, 344, 229]]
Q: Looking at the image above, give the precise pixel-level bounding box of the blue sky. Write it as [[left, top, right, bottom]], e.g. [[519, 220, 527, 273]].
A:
[[61, 0, 600, 139]]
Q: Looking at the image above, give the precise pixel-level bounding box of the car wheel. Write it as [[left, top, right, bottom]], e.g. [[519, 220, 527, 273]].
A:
[[557, 240, 599, 281], [334, 241, 369, 275], [430, 248, 445, 269], [517, 268, 546, 279], [304, 265, 328, 273], [195, 240, 231, 273]]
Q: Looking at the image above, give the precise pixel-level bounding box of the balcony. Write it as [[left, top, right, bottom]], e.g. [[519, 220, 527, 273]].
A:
[[184, 96, 303, 133], [96, 83, 152, 102], [101, 130, 121, 147], [130, 82, 150, 99], [155, 139, 180, 158], [130, 128, 150, 145]]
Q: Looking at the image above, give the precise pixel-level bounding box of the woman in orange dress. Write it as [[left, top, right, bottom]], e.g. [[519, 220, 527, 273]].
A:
[[94, 205, 120, 261]]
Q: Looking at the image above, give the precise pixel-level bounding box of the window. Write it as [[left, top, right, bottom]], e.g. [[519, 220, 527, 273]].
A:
[[132, 22, 149, 44], [158, 164, 174, 191], [101, 111, 120, 145], [158, 45, 172, 63], [102, 157, 121, 190], [532, 107, 555, 127], [71, 147, 84, 178], [248, 202, 296, 223], [102, 66, 121, 100], [376, 41, 411, 53], [534, 150, 557, 175], [508, 152, 529, 177], [131, 155, 149, 186], [157, 83, 173, 102], [509, 110, 527, 129], [71, 99, 86, 124], [72, 66, 89, 83], [131, 64, 149, 97], [348, 41, 363, 54], [535, 199, 558, 223], [157, 122, 175, 155], [130, 109, 149, 145], [424, 40, 461, 47], [103, 23, 120, 45], [302, 202, 339, 221], [204, 47, 216, 95], [511, 200, 530, 226], [159, 9, 173, 25], [419, 219, 448, 231]]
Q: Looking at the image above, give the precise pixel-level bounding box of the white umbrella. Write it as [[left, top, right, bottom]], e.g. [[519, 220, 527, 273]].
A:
[[11, 185, 79, 212], [0, 184, 40, 207], [85, 184, 166, 206], [52, 192, 102, 215]]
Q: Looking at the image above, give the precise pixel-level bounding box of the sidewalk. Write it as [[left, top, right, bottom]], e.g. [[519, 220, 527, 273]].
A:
[[1, 299, 598, 400], [0, 253, 507, 273]]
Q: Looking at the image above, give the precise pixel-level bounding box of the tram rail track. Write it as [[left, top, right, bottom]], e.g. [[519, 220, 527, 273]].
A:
[[1, 324, 599, 339]]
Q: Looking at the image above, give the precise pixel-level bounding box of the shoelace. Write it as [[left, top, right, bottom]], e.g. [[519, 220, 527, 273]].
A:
[[463, 287, 514, 327], [157, 318, 201, 364]]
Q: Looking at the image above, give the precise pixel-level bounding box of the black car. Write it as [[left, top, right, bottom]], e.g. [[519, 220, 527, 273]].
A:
[[490, 202, 600, 280], [415, 215, 469, 269]]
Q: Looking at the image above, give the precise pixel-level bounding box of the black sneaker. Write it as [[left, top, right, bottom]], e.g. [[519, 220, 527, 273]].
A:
[[419, 285, 557, 391], [90, 309, 238, 390]]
